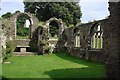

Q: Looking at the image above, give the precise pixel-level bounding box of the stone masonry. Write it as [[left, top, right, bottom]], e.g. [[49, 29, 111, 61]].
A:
[[104, 2, 120, 79]]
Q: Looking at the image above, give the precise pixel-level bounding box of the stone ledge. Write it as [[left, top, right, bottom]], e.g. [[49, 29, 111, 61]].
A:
[[13, 52, 37, 56], [16, 45, 30, 47]]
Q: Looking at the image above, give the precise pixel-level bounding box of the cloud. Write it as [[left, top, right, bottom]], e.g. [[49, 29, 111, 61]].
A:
[[79, 1, 110, 23], [0, 2, 24, 16], [80, 0, 109, 2], [1, 0, 23, 2]]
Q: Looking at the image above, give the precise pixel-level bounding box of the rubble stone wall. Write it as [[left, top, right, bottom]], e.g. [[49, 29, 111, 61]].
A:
[[104, 2, 120, 79]]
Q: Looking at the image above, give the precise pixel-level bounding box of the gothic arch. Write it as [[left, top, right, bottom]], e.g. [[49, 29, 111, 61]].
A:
[[73, 28, 81, 47], [89, 22, 103, 49], [10, 12, 39, 39], [45, 17, 66, 37]]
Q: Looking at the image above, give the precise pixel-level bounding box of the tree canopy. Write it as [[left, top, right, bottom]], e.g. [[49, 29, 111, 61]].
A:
[[23, 2, 82, 26], [1, 12, 13, 19]]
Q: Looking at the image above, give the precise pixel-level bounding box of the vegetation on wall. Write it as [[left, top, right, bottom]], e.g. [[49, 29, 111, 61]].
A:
[[23, 2, 82, 27], [2, 18, 11, 32], [39, 39, 51, 54], [2, 40, 14, 62]]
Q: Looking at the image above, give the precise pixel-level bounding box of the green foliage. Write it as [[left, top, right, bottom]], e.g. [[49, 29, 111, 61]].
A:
[[23, 2, 82, 26], [1, 12, 13, 19], [39, 40, 51, 54], [97, 37, 101, 49], [2, 40, 14, 62], [49, 21, 59, 37], [38, 21, 45, 26], [2, 18, 11, 31], [39, 40, 47, 45], [16, 35, 29, 39], [17, 27, 29, 36], [3, 53, 105, 78], [16, 14, 29, 37]]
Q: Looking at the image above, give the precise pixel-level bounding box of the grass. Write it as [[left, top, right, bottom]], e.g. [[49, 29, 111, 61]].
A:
[[16, 35, 29, 39], [0, 63, 2, 78], [2, 53, 105, 79]]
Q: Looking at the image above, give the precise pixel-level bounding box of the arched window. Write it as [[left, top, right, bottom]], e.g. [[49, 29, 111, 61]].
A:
[[74, 28, 80, 47], [16, 14, 32, 39], [91, 24, 103, 49]]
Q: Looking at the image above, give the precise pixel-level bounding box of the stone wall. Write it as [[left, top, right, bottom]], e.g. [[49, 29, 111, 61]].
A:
[[5, 12, 40, 53], [0, 28, 6, 63], [59, 19, 107, 63], [14, 39, 30, 46], [0, 29, 3, 63], [9, 12, 39, 39], [104, 2, 120, 79]]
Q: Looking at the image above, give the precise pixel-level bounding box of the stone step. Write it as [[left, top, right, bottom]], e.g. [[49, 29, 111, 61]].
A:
[[13, 52, 37, 56]]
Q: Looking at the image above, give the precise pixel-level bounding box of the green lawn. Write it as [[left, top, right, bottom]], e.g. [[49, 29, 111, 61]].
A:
[[16, 35, 29, 39], [2, 53, 105, 79]]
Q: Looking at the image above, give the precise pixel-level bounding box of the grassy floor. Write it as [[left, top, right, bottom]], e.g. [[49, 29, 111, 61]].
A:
[[16, 36, 29, 39], [2, 53, 105, 79]]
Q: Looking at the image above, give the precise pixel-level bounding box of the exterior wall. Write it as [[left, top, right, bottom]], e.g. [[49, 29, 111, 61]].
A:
[[104, 2, 120, 79]]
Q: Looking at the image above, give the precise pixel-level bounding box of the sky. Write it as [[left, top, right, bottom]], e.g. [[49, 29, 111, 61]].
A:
[[0, 0, 110, 23]]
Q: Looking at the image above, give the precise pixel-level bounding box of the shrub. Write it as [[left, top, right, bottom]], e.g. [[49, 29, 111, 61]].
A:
[[2, 40, 14, 62]]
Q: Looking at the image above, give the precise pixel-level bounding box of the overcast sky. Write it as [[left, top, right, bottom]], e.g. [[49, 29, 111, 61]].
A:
[[0, 0, 110, 23]]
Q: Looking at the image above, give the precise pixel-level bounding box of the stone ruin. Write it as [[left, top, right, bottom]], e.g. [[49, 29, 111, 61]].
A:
[[104, 2, 120, 79], [0, 1, 120, 79], [0, 11, 107, 62], [38, 17, 67, 54]]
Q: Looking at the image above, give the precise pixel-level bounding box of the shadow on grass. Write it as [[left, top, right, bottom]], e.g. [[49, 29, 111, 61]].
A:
[[53, 52, 103, 66], [1, 76, 9, 80], [44, 68, 105, 79], [44, 52, 105, 79]]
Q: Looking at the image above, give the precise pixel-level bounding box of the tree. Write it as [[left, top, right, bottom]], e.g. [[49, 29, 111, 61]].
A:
[[1, 12, 13, 19], [23, 2, 82, 26]]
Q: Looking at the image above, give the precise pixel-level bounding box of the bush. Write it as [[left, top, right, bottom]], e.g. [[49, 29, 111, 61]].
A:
[[2, 40, 14, 62]]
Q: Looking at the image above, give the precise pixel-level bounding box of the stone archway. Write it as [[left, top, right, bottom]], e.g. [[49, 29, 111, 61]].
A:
[[73, 28, 81, 47], [88, 22, 103, 50], [10, 12, 39, 40], [45, 17, 66, 51], [15, 13, 33, 39], [8, 11, 39, 53], [45, 17, 65, 37]]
